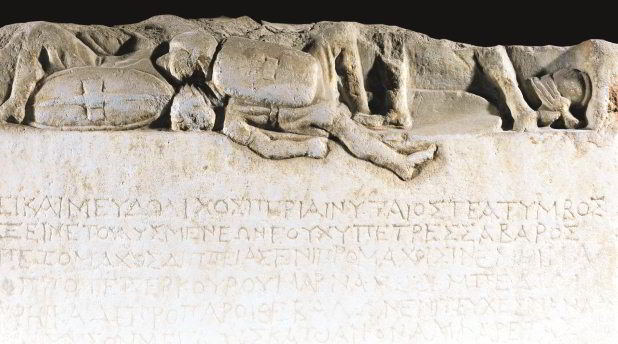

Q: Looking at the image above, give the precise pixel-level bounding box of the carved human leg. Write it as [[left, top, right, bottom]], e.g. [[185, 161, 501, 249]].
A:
[[276, 104, 332, 138], [293, 101, 436, 180], [225, 102, 327, 138], [329, 107, 436, 180], [222, 108, 328, 160], [475, 46, 538, 131], [228, 99, 436, 179], [372, 129, 435, 154]]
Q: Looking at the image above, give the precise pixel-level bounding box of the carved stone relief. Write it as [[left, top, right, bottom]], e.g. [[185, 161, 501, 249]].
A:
[[0, 16, 616, 179], [0, 16, 616, 344]]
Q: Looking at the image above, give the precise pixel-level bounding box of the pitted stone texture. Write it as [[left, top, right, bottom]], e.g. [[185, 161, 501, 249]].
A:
[[0, 16, 617, 344], [29, 67, 174, 130], [0, 125, 615, 344], [213, 37, 320, 107], [0, 17, 617, 181]]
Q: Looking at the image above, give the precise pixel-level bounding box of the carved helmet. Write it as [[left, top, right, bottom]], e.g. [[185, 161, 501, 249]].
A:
[[552, 68, 592, 109]]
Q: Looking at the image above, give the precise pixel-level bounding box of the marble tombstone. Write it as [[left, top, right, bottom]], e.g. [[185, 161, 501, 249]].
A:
[[0, 15, 616, 343]]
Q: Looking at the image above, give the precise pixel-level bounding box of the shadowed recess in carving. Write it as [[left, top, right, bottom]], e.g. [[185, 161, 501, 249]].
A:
[[0, 17, 616, 180]]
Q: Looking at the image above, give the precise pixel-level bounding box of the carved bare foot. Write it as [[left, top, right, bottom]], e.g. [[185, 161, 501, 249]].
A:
[[307, 137, 329, 158], [370, 127, 436, 154], [408, 143, 437, 164], [378, 129, 437, 180], [392, 144, 437, 180]]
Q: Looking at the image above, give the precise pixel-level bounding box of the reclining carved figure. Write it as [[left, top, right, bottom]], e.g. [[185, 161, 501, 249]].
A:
[[159, 32, 437, 180], [0, 18, 616, 180], [0, 20, 437, 180]]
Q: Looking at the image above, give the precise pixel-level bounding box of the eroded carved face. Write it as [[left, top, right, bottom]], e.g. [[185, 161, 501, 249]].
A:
[[156, 31, 219, 83]]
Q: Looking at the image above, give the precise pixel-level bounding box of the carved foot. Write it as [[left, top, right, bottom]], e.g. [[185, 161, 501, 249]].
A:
[[0, 105, 8, 122], [386, 110, 413, 129], [393, 144, 437, 181], [538, 110, 580, 129], [512, 110, 538, 132], [307, 137, 329, 159], [563, 113, 581, 129], [0, 100, 25, 123]]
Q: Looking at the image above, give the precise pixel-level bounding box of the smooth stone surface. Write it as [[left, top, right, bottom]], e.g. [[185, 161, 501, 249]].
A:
[[403, 89, 502, 135], [0, 125, 615, 343]]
